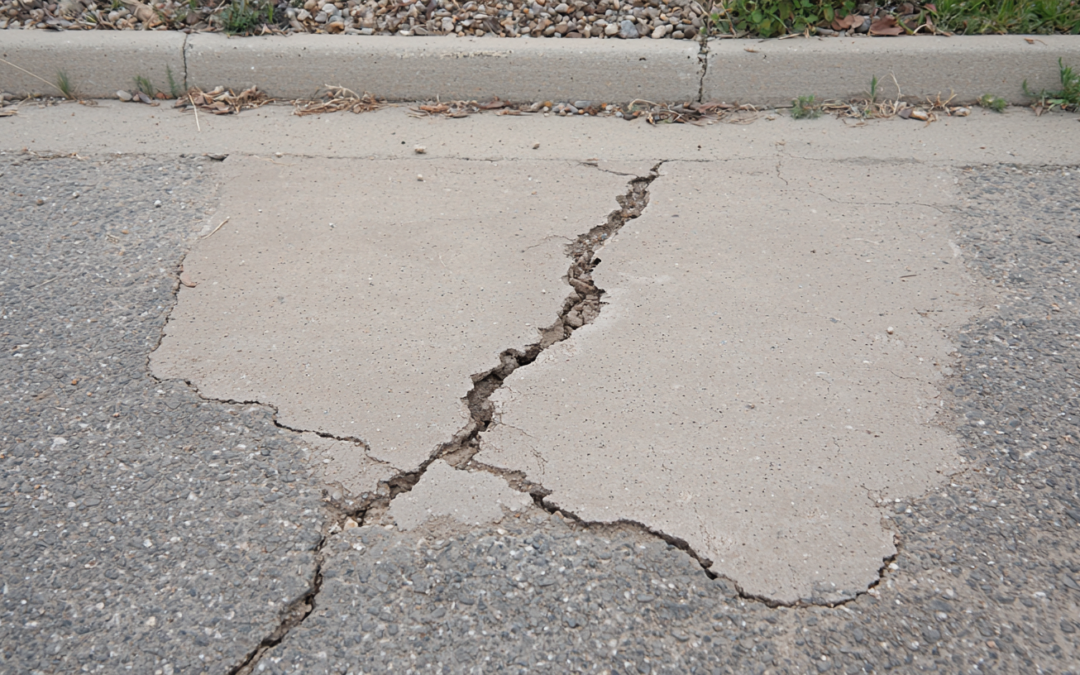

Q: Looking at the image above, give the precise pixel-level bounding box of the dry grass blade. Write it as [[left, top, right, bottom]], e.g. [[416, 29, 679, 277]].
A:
[[409, 100, 483, 118], [174, 86, 272, 115], [623, 99, 758, 125], [293, 87, 384, 116]]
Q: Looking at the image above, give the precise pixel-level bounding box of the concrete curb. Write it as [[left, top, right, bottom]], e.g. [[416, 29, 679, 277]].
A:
[[0, 31, 185, 99], [704, 35, 1080, 106], [2, 30, 1079, 104], [186, 33, 701, 101]]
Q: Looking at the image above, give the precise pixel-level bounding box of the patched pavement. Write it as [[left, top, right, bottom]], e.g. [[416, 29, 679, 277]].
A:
[[2, 105, 1080, 673]]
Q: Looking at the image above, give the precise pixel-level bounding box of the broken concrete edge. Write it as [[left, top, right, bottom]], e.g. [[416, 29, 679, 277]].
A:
[[2, 31, 1078, 105]]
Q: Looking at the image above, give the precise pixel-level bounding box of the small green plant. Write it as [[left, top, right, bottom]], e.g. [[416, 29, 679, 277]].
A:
[[221, 0, 271, 34], [791, 94, 820, 119], [55, 70, 75, 100], [978, 93, 1008, 112], [166, 66, 183, 99], [1023, 57, 1080, 111], [868, 74, 879, 103], [932, 0, 1079, 35], [710, 0, 857, 37], [134, 75, 157, 97]]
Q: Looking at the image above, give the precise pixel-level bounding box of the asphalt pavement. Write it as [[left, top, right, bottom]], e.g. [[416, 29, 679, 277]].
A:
[[2, 103, 1080, 674]]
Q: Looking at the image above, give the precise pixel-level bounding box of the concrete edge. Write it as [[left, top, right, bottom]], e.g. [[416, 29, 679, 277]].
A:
[[0, 30, 186, 99], [2, 30, 1079, 104], [704, 35, 1080, 106]]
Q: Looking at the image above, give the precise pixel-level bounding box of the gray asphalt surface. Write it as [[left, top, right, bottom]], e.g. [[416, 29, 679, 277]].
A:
[[0, 154, 325, 674], [2, 153, 1079, 674]]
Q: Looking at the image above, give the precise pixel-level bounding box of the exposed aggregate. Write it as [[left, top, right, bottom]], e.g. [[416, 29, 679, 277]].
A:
[[0, 154, 325, 673]]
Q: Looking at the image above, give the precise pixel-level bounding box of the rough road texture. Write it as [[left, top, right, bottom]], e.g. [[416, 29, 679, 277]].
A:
[[0, 154, 324, 674]]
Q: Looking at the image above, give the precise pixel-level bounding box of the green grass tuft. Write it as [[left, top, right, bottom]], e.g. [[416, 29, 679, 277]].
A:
[[56, 71, 75, 100], [166, 66, 183, 99], [790, 94, 821, 119], [134, 75, 157, 97], [1024, 57, 1080, 111], [978, 93, 1008, 112]]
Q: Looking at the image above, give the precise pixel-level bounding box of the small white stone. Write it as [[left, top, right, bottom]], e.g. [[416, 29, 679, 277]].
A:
[[414, 145, 426, 154], [887, 326, 895, 334]]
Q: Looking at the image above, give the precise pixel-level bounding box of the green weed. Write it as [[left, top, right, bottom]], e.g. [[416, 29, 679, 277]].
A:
[[978, 93, 1008, 112], [221, 0, 273, 34], [1024, 57, 1080, 111], [55, 70, 75, 100], [790, 94, 821, 119], [134, 75, 157, 97], [932, 0, 1079, 34], [711, 0, 857, 37], [166, 66, 183, 99]]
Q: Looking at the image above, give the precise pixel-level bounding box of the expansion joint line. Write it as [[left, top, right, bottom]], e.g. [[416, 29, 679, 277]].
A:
[[696, 32, 709, 103], [180, 33, 189, 91]]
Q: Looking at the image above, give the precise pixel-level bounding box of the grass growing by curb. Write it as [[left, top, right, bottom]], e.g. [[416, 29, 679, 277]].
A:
[[134, 75, 157, 97], [705, 0, 1079, 37], [979, 93, 1008, 112], [933, 0, 1080, 34], [1024, 57, 1080, 112], [790, 94, 821, 118], [166, 66, 184, 99], [55, 71, 75, 100], [221, 0, 274, 34]]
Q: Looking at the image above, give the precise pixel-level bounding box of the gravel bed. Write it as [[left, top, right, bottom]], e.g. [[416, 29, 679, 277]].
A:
[[1, 0, 709, 39]]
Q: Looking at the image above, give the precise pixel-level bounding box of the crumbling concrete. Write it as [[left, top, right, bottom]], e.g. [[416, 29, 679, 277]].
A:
[[387, 459, 532, 530]]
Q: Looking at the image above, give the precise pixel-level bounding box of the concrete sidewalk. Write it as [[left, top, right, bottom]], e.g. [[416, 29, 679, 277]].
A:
[[3, 31, 1080, 103], [2, 103, 1080, 673]]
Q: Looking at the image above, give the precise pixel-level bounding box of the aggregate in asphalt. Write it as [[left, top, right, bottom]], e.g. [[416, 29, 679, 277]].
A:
[[2, 148, 1080, 674], [0, 153, 326, 674]]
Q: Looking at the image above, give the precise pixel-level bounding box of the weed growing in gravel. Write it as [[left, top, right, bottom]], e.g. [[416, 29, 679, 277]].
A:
[[55, 71, 75, 100], [1024, 58, 1080, 112], [709, 0, 857, 37], [978, 93, 1008, 112], [790, 94, 821, 119], [221, 0, 272, 34]]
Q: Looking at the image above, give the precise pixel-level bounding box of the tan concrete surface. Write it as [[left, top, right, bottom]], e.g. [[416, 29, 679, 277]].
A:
[[150, 154, 629, 475], [704, 35, 1080, 106], [477, 158, 985, 604], [9, 102, 1080, 603], [0, 31, 186, 98], [185, 33, 702, 102], [3, 103, 1079, 167], [387, 460, 532, 530]]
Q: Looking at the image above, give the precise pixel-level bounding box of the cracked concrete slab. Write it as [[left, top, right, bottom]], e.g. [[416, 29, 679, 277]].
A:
[[150, 155, 630, 485], [387, 460, 532, 531], [477, 158, 986, 605]]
